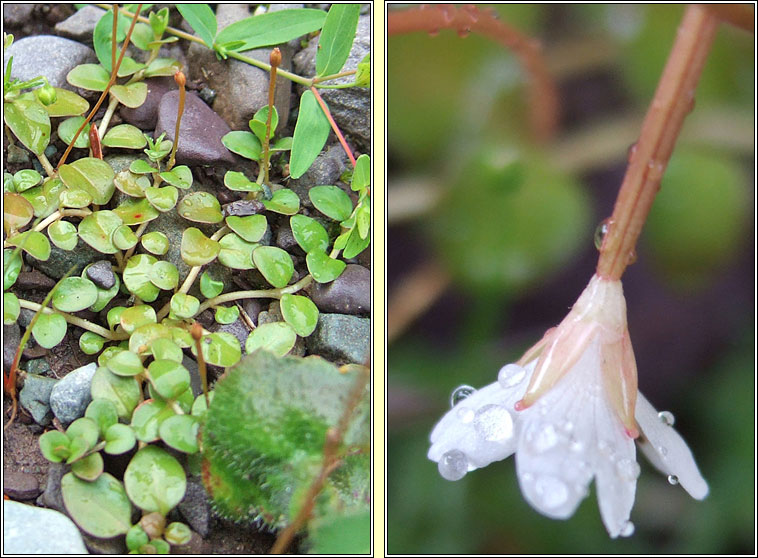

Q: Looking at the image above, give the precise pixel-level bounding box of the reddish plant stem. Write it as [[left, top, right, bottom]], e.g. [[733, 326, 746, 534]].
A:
[[309, 86, 356, 167], [262, 48, 281, 186], [596, 5, 719, 280], [702, 3, 754, 33], [111, 4, 118, 71], [89, 124, 103, 159], [56, 4, 142, 171], [387, 4, 558, 143], [167, 71, 186, 171]]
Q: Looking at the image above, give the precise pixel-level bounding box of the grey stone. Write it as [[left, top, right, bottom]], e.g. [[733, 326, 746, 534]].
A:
[[242, 299, 262, 326], [25, 358, 52, 376], [155, 91, 236, 166], [3, 471, 41, 501], [306, 313, 369, 365], [82, 533, 127, 554], [288, 144, 349, 207], [187, 4, 293, 133], [120, 76, 176, 130], [49, 362, 97, 425], [3, 4, 35, 26], [308, 264, 370, 315], [86, 259, 115, 290], [39, 462, 67, 513], [177, 477, 211, 537], [19, 373, 58, 426], [29, 237, 101, 280], [222, 199, 264, 217], [4, 323, 20, 374], [14, 269, 56, 291], [54, 5, 106, 44], [3, 35, 98, 90], [293, 15, 371, 152], [6, 144, 30, 164], [3, 500, 88, 554]]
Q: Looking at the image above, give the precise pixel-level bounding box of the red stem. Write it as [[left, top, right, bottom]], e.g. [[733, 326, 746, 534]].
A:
[[310, 86, 356, 167]]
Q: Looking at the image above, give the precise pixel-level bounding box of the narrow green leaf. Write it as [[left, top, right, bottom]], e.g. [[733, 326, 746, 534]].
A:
[[177, 4, 217, 48], [289, 91, 330, 179], [215, 9, 326, 52], [316, 4, 360, 77]]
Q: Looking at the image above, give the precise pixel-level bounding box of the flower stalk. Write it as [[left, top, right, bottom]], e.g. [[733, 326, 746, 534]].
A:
[[262, 48, 281, 186]]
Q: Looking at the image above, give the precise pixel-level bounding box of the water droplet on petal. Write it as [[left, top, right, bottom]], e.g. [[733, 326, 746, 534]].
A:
[[473, 404, 513, 442], [498, 364, 526, 388], [530, 423, 559, 452], [667, 475, 679, 485], [534, 475, 569, 509], [615, 458, 641, 482], [658, 410, 675, 426], [658, 445, 668, 457], [438, 450, 468, 481], [620, 520, 635, 537], [561, 420, 574, 433], [450, 385, 476, 408], [456, 407, 474, 423], [569, 439, 584, 453]]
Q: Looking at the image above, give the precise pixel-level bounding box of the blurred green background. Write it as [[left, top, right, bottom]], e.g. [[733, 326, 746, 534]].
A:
[[387, 4, 754, 554]]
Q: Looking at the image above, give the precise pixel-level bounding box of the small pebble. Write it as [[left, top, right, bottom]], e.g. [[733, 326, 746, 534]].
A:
[[3, 471, 41, 501], [222, 199, 264, 217], [49, 362, 97, 425], [86, 260, 116, 290]]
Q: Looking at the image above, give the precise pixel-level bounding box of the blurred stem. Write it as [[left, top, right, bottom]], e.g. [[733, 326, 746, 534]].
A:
[[703, 3, 754, 32], [388, 261, 450, 344], [597, 5, 719, 280]]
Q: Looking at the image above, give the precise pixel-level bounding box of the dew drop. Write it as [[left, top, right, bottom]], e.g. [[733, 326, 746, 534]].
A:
[[498, 364, 526, 388], [438, 450, 468, 481], [534, 475, 569, 509], [473, 404, 514, 442], [530, 423, 559, 452], [627, 141, 638, 163], [456, 407, 474, 424], [620, 520, 635, 537], [594, 218, 612, 250], [450, 385, 476, 408], [658, 445, 668, 457], [658, 410, 675, 426], [667, 475, 679, 485], [561, 420, 574, 433], [569, 439, 584, 453], [615, 458, 641, 482]]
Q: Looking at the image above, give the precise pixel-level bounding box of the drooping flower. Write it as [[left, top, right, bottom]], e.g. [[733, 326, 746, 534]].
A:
[[428, 274, 708, 537]]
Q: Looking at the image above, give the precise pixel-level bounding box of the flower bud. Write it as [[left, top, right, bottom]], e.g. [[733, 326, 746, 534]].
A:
[[174, 70, 186, 88], [35, 84, 57, 106], [269, 47, 281, 68]]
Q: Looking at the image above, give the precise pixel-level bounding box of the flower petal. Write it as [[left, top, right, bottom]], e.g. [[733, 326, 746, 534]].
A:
[[635, 392, 709, 500], [428, 362, 533, 473]]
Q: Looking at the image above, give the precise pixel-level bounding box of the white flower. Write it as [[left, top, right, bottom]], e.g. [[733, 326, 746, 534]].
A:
[[428, 274, 708, 538]]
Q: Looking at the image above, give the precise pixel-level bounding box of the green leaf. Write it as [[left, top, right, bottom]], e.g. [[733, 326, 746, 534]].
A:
[[226, 214, 267, 243], [181, 227, 220, 266], [131, 398, 172, 442], [58, 116, 90, 148], [148, 359, 191, 400], [221, 130, 261, 161], [164, 522, 192, 546], [177, 4, 217, 48], [66, 64, 110, 91], [42, 87, 89, 117], [39, 430, 71, 463], [214, 305, 239, 325], [4, 99, 51, 155], [159, 165, 193, 189], [149, 260, 179, 290], [309, 185, 353, 221], [289, 91, 330, 179], [249, 106, 278, 144], [280, 293, 319, 337], [126, 524, 150, 552], [159, 414, 200, 454], [114, 170, 150, 197], [12, 169, 42, 192], [59, 157, 115, 205], [78, 210, 122, 253], [215, 9, 326, 52], [352, 153, 370, 191], [90, 366, 141, 419], [306, 252, 347, 283], [124, 446, 186, 514], [93, 9, 131, 72], [245, 322, 296, 356], [119, 304, 156, 334], [85, 399, 119, 435], [290, 214, 329, 253], [102, 123, 148, 148], [169, 293, 199, 319], [316, 4, 360, 77], [200, 271, 224, 299], [71, 451, 104, 481], [48, 220, 78, 251], [104, 423, 136, 455], [309, 510, 370, 554], [252, 246, 294, 288], [145, 185, 179, 212], [20, 178, 65, 219], [144, 57, 182, 78], [112, 224, 138, 250], [59, 188, 92, 209], [4, 292, 20, 324], [218, 233, 257, 269], [110, 82, 148, 108], [61, 472, 132, 537], [150, 338, 183, 363], [114, 196, 160, 225], [32, 311, 67, 349], [6, 230, 51, 261], [3, 192, 34, 232], [129, 159, 158, 174], [177, 191, 223, 223], [223, 170, 262, 192], [141, 231, 169, 255], [88, 271, 120, 313], [342, 225, 370, 259], [4, 248, 23, 290], [193, 331, 241, 367], [52, 276, 99, 312], [115, 55, 145, 77], [107, 349, 144, 377], [79, 331, 106, 355], [262, 188, 300, 215], [123, 254, 160, 302]]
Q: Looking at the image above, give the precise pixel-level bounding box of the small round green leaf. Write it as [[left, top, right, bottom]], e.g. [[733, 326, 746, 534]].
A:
[[352, 153, 370, 191], [110, 82, 148, 108], [129, 323, 171, 355], [177, 192, 223, 223], [98, 346, 123, 367], [290, 214, 329, 253], [90, 366, 141, 419], [193, 331, 242, 367], [62, 472, 132, 538], [32, 311, 67, 348], [52, 276, 98, 312], [169, 293, 199, 319], [85, 398, 119, 435], [59, 157, 115, 205], [306, 249, 347, 283], [104, 423, 137, 455], [129, 159, 158, 174], [4, 248, 23, 290], [78, 210, 122, 253], [159, 165, 193, 189], [112, 224, 138, 250], [149, 260, 179, 290], [148, 359, 190, 401], [223, 170, 262, 192], [59, 187, 93, 209], [88, 272, 120, 312], [4, 98, 51, 155], [150, 338, 183, 363], [114, 197, 160, 225], [214, 305, 239, 325], [123, 254, 160, 302], [342, 225, 370, 259], [12, 169, 42, 192], [221, 130, 261, 161], [164, 522, 192, 546], [57, 116, 90, 148], [124, 446, 186, 514], [225, 214, 267, 242], [131, 399, 173, 442], [114, 169, 151, 197], [244, 322, 296, 356], [144, 185, 178, 212], [144, 57, 182, 77], [107, 349, 144, 377], [3, 192, 34, 233], [48, 219, 78, 250], [280, 293, 319, 337], [79, 331, 106, 355], [200, 271, 224, 299], [107, 306, 126, 330], [159, 414, 200, 454], [6, 230, 51, 261], [218, 233, 257, 269], [4, 292, 20, 324], [42, 87, 89, 117], [119, 304, 157, 334], [190, 391, 214, 418], [252, 245, 294, 288], [71, 451, 104, 481], [102, 124, 148, 148], [39, 430, 71, 462], [309, 185, 353, 221], [181, 227, 220, 266], [66, 63, 110, 91], [126, 524, 149, 552], [141, 231, 169, 255], [262, 188, 299, 215]]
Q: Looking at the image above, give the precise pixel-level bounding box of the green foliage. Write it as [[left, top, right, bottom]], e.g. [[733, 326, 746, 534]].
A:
[[290, 91, 331, 179], [316, 4, 361, 77]]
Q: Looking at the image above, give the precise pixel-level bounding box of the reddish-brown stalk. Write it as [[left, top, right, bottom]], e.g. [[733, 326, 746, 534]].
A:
[[56, 3, 143, 171], [596, 5, 719, 280], [387, 4, 558, 143], [89, 124, 103, 159], [702, 3, 754, 33], [111, 4, 118, 71], [166, 70, 186, 171], [310, 86, 357, 167], [262, 48, 281, 185]]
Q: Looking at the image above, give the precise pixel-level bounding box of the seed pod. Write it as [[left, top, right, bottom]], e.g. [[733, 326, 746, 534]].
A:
[[35, 84, 57, 106]]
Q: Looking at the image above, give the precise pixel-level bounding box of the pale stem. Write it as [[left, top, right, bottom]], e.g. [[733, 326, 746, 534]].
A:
[[194, 275, 313, 316], [17, 299, 127, 340], [596, 5, 719, 280], [36, 152, 55, 177], [98, 96, 120, 138]]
